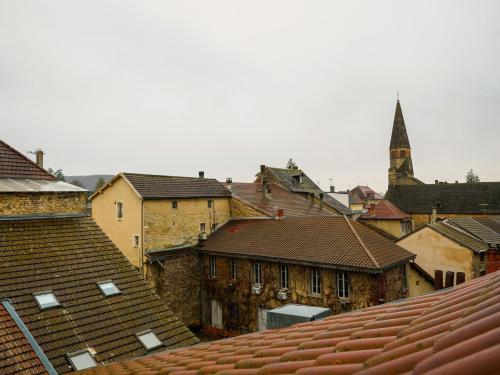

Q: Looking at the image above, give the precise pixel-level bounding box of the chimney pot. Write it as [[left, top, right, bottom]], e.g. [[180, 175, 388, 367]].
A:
[[226, 177, 232, 184], [199, 171, 205, 179], [260, 164, 266, 174], [276, 208, 284, 218], [330, 185, 335, 193], [435, 180, 438, 184], [35, 149, 44, 168]]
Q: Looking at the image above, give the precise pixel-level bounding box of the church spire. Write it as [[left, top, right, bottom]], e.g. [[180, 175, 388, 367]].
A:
[[390, 99, 411, 149]]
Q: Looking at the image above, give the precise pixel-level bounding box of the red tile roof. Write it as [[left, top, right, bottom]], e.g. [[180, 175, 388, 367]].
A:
[[200, 217, 414, 272], [359, 200, 411, 220], [74, 271, 500, 375], [228, 182, 334, 217], [0, 302, 48, 375], [0, 140, 54, 180]]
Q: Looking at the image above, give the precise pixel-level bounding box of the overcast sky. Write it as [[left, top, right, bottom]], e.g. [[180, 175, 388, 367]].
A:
[[1, 1, 499, 193]]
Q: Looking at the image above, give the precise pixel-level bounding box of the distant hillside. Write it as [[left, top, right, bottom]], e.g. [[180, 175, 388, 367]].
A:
[[65, 175, 113, 191]]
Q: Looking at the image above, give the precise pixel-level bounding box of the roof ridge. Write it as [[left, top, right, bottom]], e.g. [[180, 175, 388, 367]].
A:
[[122, 171, 219, 181], [0, 139, 54, 180], [447, 218, 500, 244], [344, 216, 380, 268]]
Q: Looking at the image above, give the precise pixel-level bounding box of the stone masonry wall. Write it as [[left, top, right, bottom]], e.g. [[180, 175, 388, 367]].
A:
[[201, 255, 407, 332], [0, 192, 87, 216], [230, 197, 268, 218], [146, 251, 201, 327]]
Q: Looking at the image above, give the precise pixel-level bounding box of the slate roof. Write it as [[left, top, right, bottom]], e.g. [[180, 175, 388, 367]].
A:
[[447, 217, 500, 246], [0, 215, 198, 373], [389, 100, 410, 149], [426, 222, 488, 254], [261, 167, 352, 215], [0, 302, 48, 375], [475, 216, 500, 235], [0, 140, 54, 180], [228, 182, 334, 217], [359, 200, 411, 220], [199, 217, 414, 272], [117, 173, 231, 199], [385, 182, 500, 214], [74, 270, 500, 375]]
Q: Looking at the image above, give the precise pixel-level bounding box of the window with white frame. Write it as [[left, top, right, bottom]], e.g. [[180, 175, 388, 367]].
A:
[[310, 268, 321, 295], [253, 262, 262, 284], [229, 259, 237, 280], [133, 234, 140, 248], [209, 256, 216, 278], [280, 265, 289, 289], [67, 349, 97, 370], [337, 272, 349, 299], [116, 201, 124, 219], [97, 281, 121, 297], [34, 291, 60, 310], [136, 330, 163, 351]]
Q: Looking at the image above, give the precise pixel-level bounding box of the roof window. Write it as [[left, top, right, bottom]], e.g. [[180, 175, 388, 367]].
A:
[[136, 329, 163, 351], [97, 281, 121, 297], [67, 349, 97, 370], [34, 291, 60, 310]]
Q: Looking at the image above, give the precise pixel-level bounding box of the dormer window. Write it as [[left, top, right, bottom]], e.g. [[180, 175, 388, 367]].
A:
[[136, 330, 163, 351], [97, 281, 121, 297], [67, 349, 97, 370], [34, 291, 60, 310]]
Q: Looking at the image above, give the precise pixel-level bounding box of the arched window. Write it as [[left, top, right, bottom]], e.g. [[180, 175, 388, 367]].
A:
[[400, 150, 405, 158]]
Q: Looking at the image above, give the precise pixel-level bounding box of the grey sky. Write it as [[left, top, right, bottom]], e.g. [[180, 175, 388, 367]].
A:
[[1, 1, 499, 193]]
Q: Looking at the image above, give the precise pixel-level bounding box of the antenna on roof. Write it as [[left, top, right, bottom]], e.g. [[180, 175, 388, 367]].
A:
[[397, 90, 399, 101]]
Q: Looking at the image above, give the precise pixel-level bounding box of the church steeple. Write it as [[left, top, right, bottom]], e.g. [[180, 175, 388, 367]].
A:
[[388, 99, 415, 186], [390, 100, 411, 149]]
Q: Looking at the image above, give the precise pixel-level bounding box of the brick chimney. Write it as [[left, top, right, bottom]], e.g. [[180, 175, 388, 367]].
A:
[[276, 208, 284, 219], [199, 171, 205, 179], [226, 177, 232, 190], [35, 149, 44, 168]]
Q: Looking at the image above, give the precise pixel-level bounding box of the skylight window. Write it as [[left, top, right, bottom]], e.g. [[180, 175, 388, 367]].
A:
[[33, 291, 60, 310], [136, 330, 163, 351], [67, 349, 97, 370], [97, 281, 121, 297]]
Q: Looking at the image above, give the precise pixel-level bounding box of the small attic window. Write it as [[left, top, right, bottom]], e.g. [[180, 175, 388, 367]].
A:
[[67, 349, 97, 370], [34, 291, 60, 310], [97, 281, 121, 297], [136, 329, 163, 351]]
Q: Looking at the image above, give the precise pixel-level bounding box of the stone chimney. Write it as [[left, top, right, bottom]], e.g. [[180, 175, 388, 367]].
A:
[[226, 177, 232, 190], [35, 149, 44, 168], [260, 164, 266, 183], [329, 185, 335, 193], [431, 205, 441, 223], [199, 171, 205, 179]]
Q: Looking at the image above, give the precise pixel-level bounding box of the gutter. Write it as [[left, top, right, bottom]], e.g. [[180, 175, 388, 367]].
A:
[[1, 299, 57, 375]]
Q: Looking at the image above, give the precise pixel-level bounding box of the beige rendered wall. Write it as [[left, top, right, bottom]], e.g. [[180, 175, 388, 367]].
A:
[[406, 264, 435, 297], [397, 227, 474, 280], [91, 176, 142, 268], [360, 219, 403, 238], [143, 197, 231, 251]]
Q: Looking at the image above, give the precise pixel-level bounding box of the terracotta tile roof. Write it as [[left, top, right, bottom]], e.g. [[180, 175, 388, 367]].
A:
[[385, 183, 500, 214], [426, 222, 488, 254], [260, 167, 352, 215], [0, 140, 54, 180], [0, 302, 48, 375], [121, 173, 231, 199], [73, 270, 500, 375], [199, 217, 414, 272], [0, 216, 198, 373], [350, 186, 384, 202], [359, 200, 411, 220], [228, 182, 334, 217]]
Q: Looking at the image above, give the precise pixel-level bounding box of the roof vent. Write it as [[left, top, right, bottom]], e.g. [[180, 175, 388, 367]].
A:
[[198, 171, 205, 179]]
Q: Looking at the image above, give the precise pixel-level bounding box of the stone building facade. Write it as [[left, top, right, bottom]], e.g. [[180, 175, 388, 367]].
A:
[[0, 191, 87, 216]]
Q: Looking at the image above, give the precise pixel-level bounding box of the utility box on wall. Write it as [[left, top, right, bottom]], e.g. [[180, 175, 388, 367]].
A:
[[266, 304, 331, 329]]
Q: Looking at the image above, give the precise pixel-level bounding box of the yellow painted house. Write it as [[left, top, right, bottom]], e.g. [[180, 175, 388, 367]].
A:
[[91, 172, 232, 269]]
